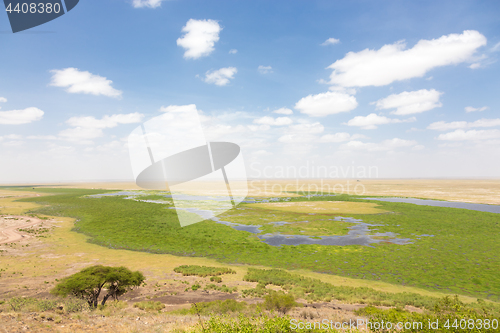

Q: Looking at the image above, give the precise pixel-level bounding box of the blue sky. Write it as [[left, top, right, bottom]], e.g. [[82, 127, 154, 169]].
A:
[[1, 0, 499, 182]]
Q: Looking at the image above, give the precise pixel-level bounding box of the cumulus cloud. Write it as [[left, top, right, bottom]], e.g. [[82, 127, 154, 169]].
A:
[[295, 91, 358, 117], [258, 65, 273, 74], [273, 107, 293, 115], [373, 89, 443, 115], [0, 97, 6, 103], [254, 116, 292, 126], [204, 67, 237, 86], [465, 106, 488, 112], [132, 0, 164, 8], [277, 122, 325, 143], [229, 49, 238, 54], [177, 19, 221, 59], [437, 129, 500, 141], [66, 113, 144, 129], [60, 113, 144, 143], [321, 38, 340, 46], [428, 118, 500, 131], [328, 30, 486, 87], [346, 113, 416, 129], [0, 107, 44, 125], [341, 138, 420, 151], [319, 132, 365, 143], [50, 68, 122, 98]]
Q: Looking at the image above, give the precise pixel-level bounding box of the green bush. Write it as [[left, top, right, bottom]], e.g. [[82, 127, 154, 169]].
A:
[[264, 291, 300, 315], [174, 265, 236, 277], [204, 284, 237, 293], [133, 301, 165, 312], [210, 276, 222, 283]]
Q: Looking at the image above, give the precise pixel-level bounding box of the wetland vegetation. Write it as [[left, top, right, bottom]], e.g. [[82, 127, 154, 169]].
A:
[[10, 187, 500, 302]]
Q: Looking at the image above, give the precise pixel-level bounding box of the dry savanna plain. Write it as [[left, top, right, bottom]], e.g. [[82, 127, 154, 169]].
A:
[[0, 179, 499, 332]]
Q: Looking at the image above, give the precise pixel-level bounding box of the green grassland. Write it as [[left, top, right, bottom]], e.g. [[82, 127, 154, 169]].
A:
[[12, 187, 500, 302]]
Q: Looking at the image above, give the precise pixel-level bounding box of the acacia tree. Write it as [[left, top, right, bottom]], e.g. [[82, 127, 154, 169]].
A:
[[52, 265, 145, 308]]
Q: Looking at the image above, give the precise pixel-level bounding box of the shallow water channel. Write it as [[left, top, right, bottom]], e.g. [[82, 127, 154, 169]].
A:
[[88, 192, 414, 247]]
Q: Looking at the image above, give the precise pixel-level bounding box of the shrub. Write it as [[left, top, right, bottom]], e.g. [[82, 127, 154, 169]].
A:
[[133, 301, 165, 312], [210, 276, 222, 283], [264, 291, 299, 315], [173, 265, 236, 277]]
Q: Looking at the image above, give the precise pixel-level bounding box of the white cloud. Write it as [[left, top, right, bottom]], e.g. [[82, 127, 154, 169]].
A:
[[328, 30, 487, 87], [248, 124, 270, 132], [59, 127, 104, 143], [437, 129, 500, 141], [346, 113, 416, 129], [229, 49, 238, 54], [295, 91, 358, 117], [66, 113, 144, 129], [177, 19, 221, 59], [428, 118, 500, 131], [342, 138, 419, 151], [50, 68, 122, 98], [373, 89, 443, 115], [278, 134, 317, 143], [0, 97, 6, 103], [27, 135, 58, 140], [289, 122, 324, 134], [60, 113, 144, 143], [204, 67, 237, 86], [469, 62, 481, 69], [132, 0, 164, 8], [492, 42, 500, 52], [321, 38, 340, 46], [273, 107, 293, 115], [0, 107, 44, 125], [254, 116, 292, 126], [319, 132, 365, 143], [465, 106, 488, 112], [258, 65, 273, 74]]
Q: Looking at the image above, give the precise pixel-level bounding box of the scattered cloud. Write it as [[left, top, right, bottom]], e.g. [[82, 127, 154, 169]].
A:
[[50, 68, 122, 98], [319, 132, 365, 143], [341, 138, 420, 151], [229, 49, 238, 54], [273, 107, 293, 115], [373, 89, 443, 115], [204, 67, 237, 86], [258, 65, 273, 74], [428, 118, 500, 131], [66, 113, 144, 129], [132, 0, 164, 8], [0, 97, 6, 103], [289, 122, 324, 134], [346, 113, 416, 129], [328, 30, 486, 87], [0, 107, 44, 125], [177, 19, 221, 59], [60, 113, 144, 143], [437, 129, 500, 141], [465, 106, 488, 112], [295, 91, 358, 117], [321, 37, 340, 46], [254, 116, 292, 126], [492, 42, 500, 52]]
